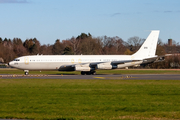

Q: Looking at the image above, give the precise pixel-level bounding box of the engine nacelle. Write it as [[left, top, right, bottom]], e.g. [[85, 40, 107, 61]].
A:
[[75, 66, 91, 71], [97, 63, 114, 70], [117, 61, 143, 68]]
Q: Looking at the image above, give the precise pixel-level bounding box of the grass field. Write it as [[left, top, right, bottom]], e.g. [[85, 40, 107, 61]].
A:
[[0, 79, 180, 120], [1, 68, 180, 75]]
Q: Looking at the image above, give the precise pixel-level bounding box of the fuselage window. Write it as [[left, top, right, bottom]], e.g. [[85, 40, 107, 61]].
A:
[[14, 59, 20, 61]]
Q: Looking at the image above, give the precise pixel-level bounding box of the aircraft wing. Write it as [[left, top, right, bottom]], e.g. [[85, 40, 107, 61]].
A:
[[58, 60, 143, 71]]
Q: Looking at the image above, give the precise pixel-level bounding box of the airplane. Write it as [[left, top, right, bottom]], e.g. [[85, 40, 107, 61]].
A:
[[8, 30, 160, 75]]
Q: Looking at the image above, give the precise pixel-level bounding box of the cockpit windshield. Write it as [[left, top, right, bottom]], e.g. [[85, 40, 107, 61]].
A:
[[14, 59, 20, 61]]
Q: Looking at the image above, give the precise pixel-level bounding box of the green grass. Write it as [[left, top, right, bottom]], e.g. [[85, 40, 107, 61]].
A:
[[0, 69, 79, 75], [97, 69, 180, 74], [0, 68, 180, 75], [0, 79, 180, 119]]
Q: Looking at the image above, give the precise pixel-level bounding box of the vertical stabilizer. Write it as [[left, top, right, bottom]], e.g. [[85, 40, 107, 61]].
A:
[[132, 30, 160, 59]]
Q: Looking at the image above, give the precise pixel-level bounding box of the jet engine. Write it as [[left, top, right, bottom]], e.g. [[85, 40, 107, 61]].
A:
[[97, 62, 116, 70], [75, 66, 91, 71], [117, 61, 143, 68], [74, 64, 93, 71]]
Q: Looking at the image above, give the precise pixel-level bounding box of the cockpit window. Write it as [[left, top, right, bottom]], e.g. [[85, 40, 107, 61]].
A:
[[14, 59, 20, 61]]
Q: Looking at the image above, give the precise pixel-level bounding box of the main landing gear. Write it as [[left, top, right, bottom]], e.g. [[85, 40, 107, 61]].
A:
[[24, 70, 29, 75], [81, 71, 96, 75]]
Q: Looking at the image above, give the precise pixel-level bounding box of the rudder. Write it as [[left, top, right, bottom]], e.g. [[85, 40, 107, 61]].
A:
[[132, 30, 160, 59]]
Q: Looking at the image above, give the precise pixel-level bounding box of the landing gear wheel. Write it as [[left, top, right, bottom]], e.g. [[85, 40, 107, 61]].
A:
[[81, 71, 85, 75], [24, 70, 29, 75], [81, 71, 96, 75], [90, 71, 96, 75], [25, 72, 29, 75]]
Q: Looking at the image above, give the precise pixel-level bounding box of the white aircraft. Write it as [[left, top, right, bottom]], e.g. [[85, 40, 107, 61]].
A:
[[8, 30, 160, 75]]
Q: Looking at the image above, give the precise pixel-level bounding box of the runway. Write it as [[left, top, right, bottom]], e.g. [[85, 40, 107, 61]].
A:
[[0, 74, 180, 80]]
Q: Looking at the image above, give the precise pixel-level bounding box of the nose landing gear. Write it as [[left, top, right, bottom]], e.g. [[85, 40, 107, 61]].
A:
[[24, 70, 29, 75]]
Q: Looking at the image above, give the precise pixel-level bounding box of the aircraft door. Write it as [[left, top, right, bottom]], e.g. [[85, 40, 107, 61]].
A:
[[24, 57, 29, 65]]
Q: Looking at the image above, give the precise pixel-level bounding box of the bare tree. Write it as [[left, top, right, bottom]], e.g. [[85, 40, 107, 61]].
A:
[[101, 36, 126, 55], [13, 38, 28, 57], [52, 39, 64, 55], [127, 36, 144, 53], [69, 37, 81, 55], [40, 44, 53, 55]]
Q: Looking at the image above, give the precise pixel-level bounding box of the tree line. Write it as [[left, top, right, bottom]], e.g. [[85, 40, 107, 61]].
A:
[[0, 33, 180, 68]]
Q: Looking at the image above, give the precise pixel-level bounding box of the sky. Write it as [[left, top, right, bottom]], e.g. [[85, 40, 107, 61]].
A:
[[0, 0, 180, 45]]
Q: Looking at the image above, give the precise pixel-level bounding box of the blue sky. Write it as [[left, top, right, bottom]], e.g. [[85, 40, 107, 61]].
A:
[[0, 0, 180, 45]]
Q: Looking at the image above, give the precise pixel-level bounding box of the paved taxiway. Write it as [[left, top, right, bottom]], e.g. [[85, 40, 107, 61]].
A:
[[0, 74, 180, 80]]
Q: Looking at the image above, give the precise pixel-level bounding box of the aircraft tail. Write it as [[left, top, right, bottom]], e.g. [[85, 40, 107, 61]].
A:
[[132, 30, 160, 59]]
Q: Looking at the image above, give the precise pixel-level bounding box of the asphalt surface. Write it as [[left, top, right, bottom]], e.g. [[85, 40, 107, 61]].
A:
[[0, 74, 180, 80]]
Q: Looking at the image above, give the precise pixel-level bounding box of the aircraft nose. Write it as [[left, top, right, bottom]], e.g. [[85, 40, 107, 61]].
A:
[[8, 62, 12, 67]]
